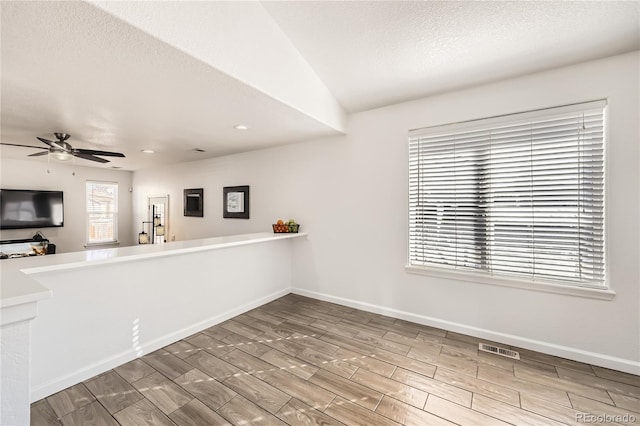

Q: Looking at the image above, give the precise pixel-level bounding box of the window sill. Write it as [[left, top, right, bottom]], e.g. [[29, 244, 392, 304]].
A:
[[84, 242, 120, 249], [405, 265, 615, 301]]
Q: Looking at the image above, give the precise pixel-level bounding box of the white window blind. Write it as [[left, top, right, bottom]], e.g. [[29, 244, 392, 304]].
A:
[[408, 100, 606, 287], [86, 181, 118, 244]]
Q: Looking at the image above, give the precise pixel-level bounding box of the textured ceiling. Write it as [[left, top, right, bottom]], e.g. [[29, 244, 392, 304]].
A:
[[1, 1, 638, 170], [263, 1, 640, 112], [0, 1, 344, 171]]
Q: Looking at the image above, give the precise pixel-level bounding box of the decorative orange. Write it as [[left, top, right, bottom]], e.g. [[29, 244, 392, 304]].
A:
[[277, 219, 284, 225]]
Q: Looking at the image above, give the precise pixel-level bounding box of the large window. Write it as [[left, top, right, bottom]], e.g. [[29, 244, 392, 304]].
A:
[[408, 100, 606, 288], [86, 181, 118, 245]]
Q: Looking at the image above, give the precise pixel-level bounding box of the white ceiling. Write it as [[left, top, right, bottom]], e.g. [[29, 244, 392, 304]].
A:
[[263, 1, 640, 112], [1, 1, 638, 171]]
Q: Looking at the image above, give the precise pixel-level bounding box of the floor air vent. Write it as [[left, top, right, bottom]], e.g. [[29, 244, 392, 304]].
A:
[[478, 343, 520, 360]]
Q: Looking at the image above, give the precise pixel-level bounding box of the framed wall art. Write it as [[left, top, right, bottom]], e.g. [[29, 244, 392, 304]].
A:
[[223, 185, 249, 219], [184, 188, 203, 217]]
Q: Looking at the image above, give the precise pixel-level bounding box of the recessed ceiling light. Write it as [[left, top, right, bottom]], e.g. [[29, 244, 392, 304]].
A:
[[141, 149, 155, 154], [234, 124, 249, 130]]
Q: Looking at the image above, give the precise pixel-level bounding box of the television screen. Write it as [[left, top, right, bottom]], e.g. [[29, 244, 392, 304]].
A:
[[0, 189, 64, 229]]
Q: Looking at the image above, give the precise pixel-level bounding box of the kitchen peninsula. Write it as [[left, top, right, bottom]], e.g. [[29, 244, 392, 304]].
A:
[[0, 232, 307, 426]]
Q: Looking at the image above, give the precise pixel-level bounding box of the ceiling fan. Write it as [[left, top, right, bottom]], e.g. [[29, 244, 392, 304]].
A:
[[0, 133, 125, 163]]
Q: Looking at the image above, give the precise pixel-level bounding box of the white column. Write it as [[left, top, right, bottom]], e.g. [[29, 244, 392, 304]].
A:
[[1, 319, 32, 426], [1, 268, 51, 426]]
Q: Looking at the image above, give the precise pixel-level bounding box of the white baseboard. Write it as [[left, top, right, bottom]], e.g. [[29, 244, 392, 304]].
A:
[[292, 288, 640, 376], [31, 288, 291, 402]]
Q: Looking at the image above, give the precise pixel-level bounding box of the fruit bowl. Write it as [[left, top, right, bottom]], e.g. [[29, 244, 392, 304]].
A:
[[272, 223, 300, 233], [272, 224, 288, 233], [288, 224, 300, 233]]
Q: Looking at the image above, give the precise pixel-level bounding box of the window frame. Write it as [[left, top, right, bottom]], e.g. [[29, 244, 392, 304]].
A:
[[406, 101, 614, 300], [85, 180, 119, 247]]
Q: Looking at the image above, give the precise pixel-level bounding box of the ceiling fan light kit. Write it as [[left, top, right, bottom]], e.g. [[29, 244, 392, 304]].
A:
[[52, 151, 72, 161], [1, 133, 126, 164]]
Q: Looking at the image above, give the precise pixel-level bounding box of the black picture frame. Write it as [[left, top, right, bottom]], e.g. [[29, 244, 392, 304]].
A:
[[223, 186, 249, 219], [183, 188, 203, 217]]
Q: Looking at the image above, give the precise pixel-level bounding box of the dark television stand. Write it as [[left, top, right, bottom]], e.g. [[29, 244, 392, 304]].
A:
[[0, 232, 56, 259]]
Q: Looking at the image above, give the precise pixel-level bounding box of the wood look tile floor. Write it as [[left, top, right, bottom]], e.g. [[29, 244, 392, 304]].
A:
[[32, 294, 640, 426]]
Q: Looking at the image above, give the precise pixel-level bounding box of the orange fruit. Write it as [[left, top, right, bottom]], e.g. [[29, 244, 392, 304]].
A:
[[277, 219, 284, 225]]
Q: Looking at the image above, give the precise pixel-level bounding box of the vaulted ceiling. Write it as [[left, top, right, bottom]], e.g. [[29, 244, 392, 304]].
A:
[[1, 1, 638, 170]]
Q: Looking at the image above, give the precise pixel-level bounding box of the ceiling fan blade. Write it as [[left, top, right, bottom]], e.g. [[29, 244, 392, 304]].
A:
[[0, 143, 46, 149], [28, 151, 50, 157], [74, 148, 125, 157], [37, 137, 56, 147], [73, 152, 110, 163]]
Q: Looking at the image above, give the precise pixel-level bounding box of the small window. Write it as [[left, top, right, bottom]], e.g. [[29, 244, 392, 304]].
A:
[[408, 100, 606, 288], [86, 181, 118, 245]]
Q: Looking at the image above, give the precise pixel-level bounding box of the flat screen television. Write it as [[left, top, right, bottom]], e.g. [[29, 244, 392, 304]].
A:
[[0, 189, 64, 229]]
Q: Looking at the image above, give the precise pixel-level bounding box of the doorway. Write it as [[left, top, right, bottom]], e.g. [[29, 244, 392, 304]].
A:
[[148, 195, 169, 244]]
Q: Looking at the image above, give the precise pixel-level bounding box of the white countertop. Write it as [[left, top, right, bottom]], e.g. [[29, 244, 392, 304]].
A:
[[1, 232, 307, 313]]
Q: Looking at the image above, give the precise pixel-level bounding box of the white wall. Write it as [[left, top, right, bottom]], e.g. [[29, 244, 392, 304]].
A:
[[131, 155, 301, 242], [0, 158, 134, 252], [133, 52, 639, 372]]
